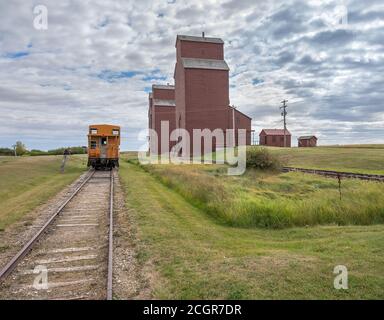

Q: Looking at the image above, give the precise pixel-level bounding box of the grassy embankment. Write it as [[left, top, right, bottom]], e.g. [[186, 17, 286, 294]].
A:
[[0, 155, 87, 231], [126, 146, 384, 229], [118, 159, 384, 299]]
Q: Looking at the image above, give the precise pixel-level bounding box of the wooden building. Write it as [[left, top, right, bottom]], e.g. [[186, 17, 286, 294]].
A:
[[148, 84, 176, 154], [148, 34, 252, 156], [259, 129, 291, 147], [174, 34, 252, 152], [298, 135, 317, 147]]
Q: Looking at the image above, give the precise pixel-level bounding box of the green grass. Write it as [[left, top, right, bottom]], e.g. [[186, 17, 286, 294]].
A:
[[119, 161, 384, 299], [0, 155, 87, 230], [132, 160, 384, 229], [264, 146, 384, 175], [326, 144, 384, 149]]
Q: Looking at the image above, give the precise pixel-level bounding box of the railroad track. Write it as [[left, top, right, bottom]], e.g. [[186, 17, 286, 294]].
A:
[[0, 169, 115, 300], [282, 167, 384, 182]]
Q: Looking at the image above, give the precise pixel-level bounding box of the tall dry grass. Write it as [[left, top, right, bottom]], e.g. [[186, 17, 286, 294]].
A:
[[130, 158, 384, 229]]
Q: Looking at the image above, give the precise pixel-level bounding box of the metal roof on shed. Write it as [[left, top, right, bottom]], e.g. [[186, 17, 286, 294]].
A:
[[298, 135, 317, 140], [260, 129, 292, 136], [181, 58, 229, 70]]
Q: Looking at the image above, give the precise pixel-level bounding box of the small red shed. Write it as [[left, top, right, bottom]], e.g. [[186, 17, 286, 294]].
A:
[[259, 129, 291, 147], [298, 136, 317, 147]]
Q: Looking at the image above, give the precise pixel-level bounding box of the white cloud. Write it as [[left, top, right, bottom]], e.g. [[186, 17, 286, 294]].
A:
[[0, 0, 383, 150]]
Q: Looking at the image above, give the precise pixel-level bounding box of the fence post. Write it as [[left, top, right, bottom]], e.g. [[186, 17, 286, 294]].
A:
[[60, 155, 68, 173]]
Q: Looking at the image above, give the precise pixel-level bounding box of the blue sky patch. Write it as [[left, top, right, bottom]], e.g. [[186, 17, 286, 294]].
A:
[[97, 17, 109, 28], [4, 51, 29, 59], [252, 78, 264, 86], [142, 74, 167, 82], [97, 70, 140, 82]]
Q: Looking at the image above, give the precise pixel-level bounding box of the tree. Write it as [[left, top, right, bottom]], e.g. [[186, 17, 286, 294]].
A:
[[13, 141, 27, 156], [0, 148, 14, 156]]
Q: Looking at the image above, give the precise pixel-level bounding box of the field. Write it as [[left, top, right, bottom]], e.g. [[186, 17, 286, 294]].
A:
[[118, 146, 384, 298], [118, 160, 384, 299], [0, 155, 87, 231], [127, 145, 384, 229], [267, 145, 384, 175], [0, 146, 383, 299]]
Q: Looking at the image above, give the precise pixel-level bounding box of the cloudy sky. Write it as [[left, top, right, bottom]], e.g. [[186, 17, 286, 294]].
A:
[[0, 0, 383, 150]]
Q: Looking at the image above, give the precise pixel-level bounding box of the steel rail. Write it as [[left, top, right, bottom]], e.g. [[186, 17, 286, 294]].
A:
[[282, 167, 384, 182], [106, 168, 114, 300], [0, 169, 96, 281]]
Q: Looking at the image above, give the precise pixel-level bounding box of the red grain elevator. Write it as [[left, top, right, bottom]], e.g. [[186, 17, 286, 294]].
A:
[[174, 34, 251, 153], [148, 84, 176, 154]]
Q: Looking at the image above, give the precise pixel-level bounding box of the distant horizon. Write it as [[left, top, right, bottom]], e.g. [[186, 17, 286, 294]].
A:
[[0, 125, 383, 151], [2, 142, 384, 154]]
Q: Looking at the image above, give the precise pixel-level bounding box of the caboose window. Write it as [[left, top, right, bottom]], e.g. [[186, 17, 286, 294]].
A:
[[112, 129, 119, 135], [90, 128, 98, 134], [90, 141, 97, 149], [101, 137, 107, 145]]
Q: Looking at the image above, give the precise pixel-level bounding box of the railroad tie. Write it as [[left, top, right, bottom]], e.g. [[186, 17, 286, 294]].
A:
[[20, 265, 99, 275], [36, 254, 97, 264], [56, 223, 99, 227]]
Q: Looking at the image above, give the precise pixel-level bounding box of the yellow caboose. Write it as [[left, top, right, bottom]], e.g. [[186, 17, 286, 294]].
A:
[[87, 124, 120, 169]]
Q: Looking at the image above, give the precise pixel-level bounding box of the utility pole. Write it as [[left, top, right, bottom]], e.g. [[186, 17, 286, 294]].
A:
[[232, 105, 236, 147], [280, 100, 288, 147]]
